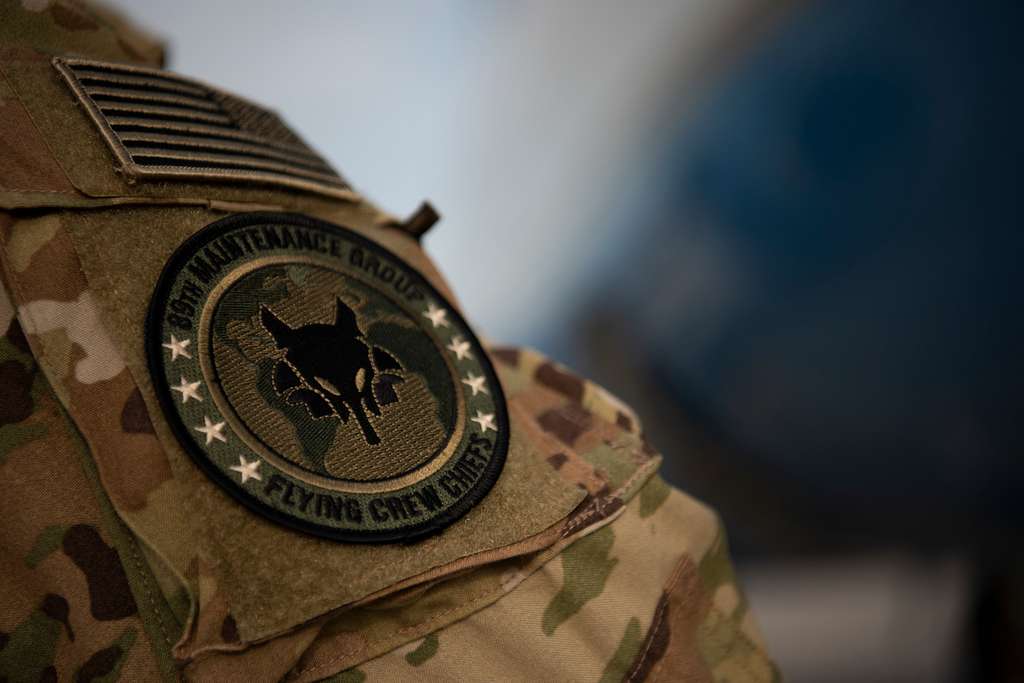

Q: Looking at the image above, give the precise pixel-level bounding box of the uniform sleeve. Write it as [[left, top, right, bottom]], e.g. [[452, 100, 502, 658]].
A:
[[0, 284, 178, 682]]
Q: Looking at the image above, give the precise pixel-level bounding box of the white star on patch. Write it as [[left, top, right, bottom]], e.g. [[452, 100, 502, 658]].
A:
[[461, 372, 489, 397], [171, 376, 203, 404], [471, 410, 497, 434], [162, 334, 192, 361], [447, 335, 473, 361], [194, 415, 227, 445], [229, 454, 262, 484], [423, 302, 450, 328]]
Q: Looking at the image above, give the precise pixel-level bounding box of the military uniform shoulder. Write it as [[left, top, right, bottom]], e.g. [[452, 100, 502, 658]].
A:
[[0, 4, 778, 679]]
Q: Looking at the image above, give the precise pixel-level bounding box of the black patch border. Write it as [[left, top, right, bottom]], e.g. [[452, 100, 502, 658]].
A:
[[146, 212, 509, 544]]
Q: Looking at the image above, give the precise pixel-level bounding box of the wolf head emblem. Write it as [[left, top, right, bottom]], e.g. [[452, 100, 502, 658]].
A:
[[260, 298, 404, 445]]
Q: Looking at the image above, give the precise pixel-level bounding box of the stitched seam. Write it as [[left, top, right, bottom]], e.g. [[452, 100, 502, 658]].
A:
[[631, 597, 669, 683], [18, 300, 174, 655], [395, 586, 497, 636], [630, 559, 687, 683], [289, 587, 497, 678], [1, 231, 177, 657], [561, 452, 653, 538], [127, 536, 174, 650], [289, 454, 657, 679]]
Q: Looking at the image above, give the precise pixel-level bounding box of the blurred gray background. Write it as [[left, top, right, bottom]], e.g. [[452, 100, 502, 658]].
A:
[[114, 1, 1024, 680]]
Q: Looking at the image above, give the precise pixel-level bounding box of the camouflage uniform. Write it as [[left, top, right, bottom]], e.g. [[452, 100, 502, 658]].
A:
[[0, 2, 779, 681]]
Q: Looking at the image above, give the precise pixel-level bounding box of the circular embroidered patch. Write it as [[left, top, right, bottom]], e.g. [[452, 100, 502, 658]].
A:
[[146, 213, 508, 542]]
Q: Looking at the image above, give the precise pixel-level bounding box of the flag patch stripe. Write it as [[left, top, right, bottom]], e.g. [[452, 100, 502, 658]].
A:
[[116, 132, 331, 171], [54, 57, 350, 196]]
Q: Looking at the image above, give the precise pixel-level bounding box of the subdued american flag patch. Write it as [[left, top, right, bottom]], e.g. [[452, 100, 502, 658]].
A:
[[53, 57, 350, 197]]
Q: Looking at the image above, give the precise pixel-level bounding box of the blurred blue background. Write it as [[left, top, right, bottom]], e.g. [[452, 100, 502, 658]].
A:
[[117, 0, 1024, 679]]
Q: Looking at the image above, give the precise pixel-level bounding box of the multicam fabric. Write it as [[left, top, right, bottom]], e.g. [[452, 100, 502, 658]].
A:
[[1, 250, 778, 681], [0, 1, 779, 680], [0, 283, 176, 682], [344, 477, 776, 683]]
